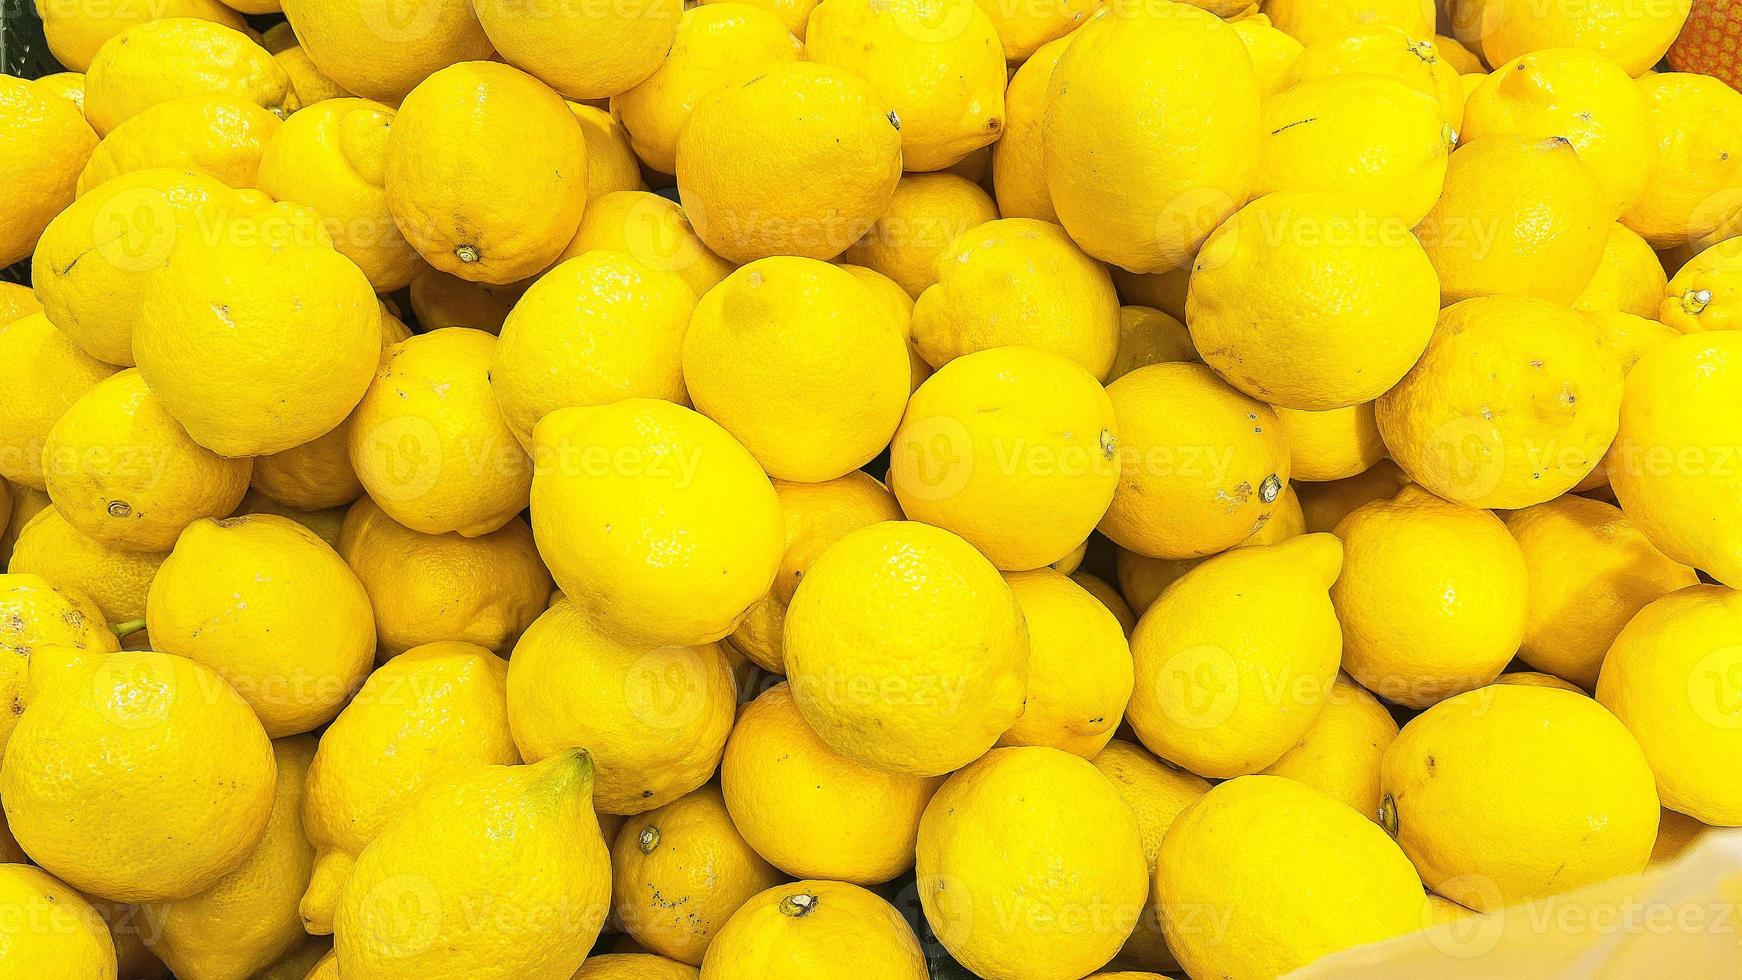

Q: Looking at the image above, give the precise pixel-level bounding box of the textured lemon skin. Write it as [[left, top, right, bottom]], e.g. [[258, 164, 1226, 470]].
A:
[[146, 515, 376, 736], [140, 736, 317, 980], [1623, 73, 1742, 250], [0, 864, 118, 978], [1260, 673, 1399, 820], [83, 19, 295, 136], [561, 191, 734, 300], [0, 573, 119, 755], [277, 45, 351, 105], [996, 570, 1132, 758], [41, 0, 246, 72], [1091, 738, 1209, 973], [1, 649, 276, 903], [842, 172, 999, 298], [1660, 236, 1742, 335], [1380, 684, 1659, 911], [1606, 331, 1742, 586], [78, 96, 283, 194], [1127, 534, 1343, 778], [783, 521, 1029, 777], [1044, 3, 1259, 274], [1188, 192, 1439, 411], [992, 34, 1069, 223], [0, 312, 120, 489], [280, 0, 494, 103], [1288, 28, 1464, 127], [333, 752, 612, 980], [726, 473, 904, 673], [917, 747, 1149, 980], [473, 0, 681, 100], [0, 74, 96, 267], [677, 63, 901, 264], [1458, 0, 1690, 77], [1576, 223, 1668, 317], [386, 62, 588, 284], [577, 953, 700, 979], [611, 786, 784, 965], [1504, 496, 1696, 690], [298, 641, 517, 936], [506, 598, 737, 815], [721, 682, 940, 884], [529, 399, 783, 648], [700, 880, 926, 979], [1156, 775, 1426, 980], [1098, 362, 1292, 560], [1331, 485, 1528, 708], [1598, 586, 1742, 826], [7, 507, 165, 624], [1377, 295, 1624, 510], [842, 264, 932, 392], [42, 370, 251, 553]]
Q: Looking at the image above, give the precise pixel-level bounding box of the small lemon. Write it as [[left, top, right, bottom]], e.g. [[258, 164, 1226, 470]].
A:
[[562, 191, 735, 300], [0, 74, 96, 267], [407, 269, 525, 333], [1230, 14, 1306, 95], [83, 19, 294, 135], [0, 312, 119, 489], [701, 880, 926, 979], [0, 865, 117, 977], [472, 0, 681, 100], [280, 0, 492, 102], [1622, 72, 1742, 249], [78, 96, 283, 193], [698, 0, 817, 37], [991, 33, 1069, 222], [1113, 485, 1307, 616], [1260, 673, 1399, 819], [1272, 403, 1385, 483], [6, 507, 164, 625], [570, 104, 643, 200], [997, 569, 1133, 757], [842, 172, 1000, 298], [1090, 738, 1209, 973], [1074, 572, 1137, 634], [1, 484, 52, 564], [276, 45, 351, 105], [1108, 305, 1197, 382], [1493, 670, 1586, 692], [1575, 223, 1669, 317]]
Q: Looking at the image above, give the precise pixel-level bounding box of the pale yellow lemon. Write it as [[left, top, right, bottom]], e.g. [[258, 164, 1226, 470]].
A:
[[0, 74, 96, 267], [701, 881, 925, 979], [1260, 673, 1399, 820], [83, 19, 295, 135], [842, 173, 1000, 298], [1622, 72, 1742, 250], [1288, 27, 1464, 127], [0, 312, 120, 489], [997, 569, 1133, 758], [472, 0, 681, 100]]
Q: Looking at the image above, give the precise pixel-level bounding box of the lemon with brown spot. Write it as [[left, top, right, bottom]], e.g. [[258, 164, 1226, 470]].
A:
[[0, 573, 118, 753]]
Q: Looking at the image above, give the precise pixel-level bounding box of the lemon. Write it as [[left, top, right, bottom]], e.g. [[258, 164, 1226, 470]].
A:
[[1189, 192, 1439, 411], [1461, 47, 1654, 216], [304, 949, 339, 980], [1075, 572, 1137, 634], [1575, 223, 1669, 317], [41, 0, 245, 72], [334, 751, 612, 979], [1623, 73, 1742, 249], [251, 939, 332, 980], [1598, 585, 1742, 825], [1255, 75, 1452, 226], [0, 75, 96, 267], [1493, 670, 1586, 692], [1652, 809, 1713, 867], [235, 495, 348, 550], [918, 747, 1147, 980], [0, 281, 39, 322], [1090, 738, 1209, 973], [701, 880, 926, 979], [2, 648, 276, 902], [1108, 305, 1196, 382], [578, 954, 701, 980], [1263, 0, 1434, 45], [973, 0, 1093, 62], [338, 497, 551, 657], [1378, 295, 1624, 509], [1504, 495, 1697, 689], [1127, 534, 1343, 778], [1458, 0, 1690, 76], [0, 864, 118, 977], [506, 597, 737, 814], [1045, 2, 1259, 273], [0, 572, 119, 753], [6, 507, 164, 624], [1661, 235, 1742, 334], [612, 4, 801, 175], [1099, 362, 1291, 560], [995, 569, 1132, 757], [570, 104, 642, 201], [299, 641, 518, 935], [992, 33, 1069, 222], [726, 472, 904, 673], [140, 736, 317, 979], [699, 0, 817, 36], [78, 95, 282, 193], [1380, 684, 1659, 910], [0, 312, 119, 489], [530, 399, 782, 646], [256, 98, 424, 292], [493, 250, 696, 450], [473, 0, 681, 100], [276, 45, 351, 105], [279, 0, 491, 101], [1288, 27, 1464, 127], [1272, 403, 1385, 483], [1156, 775, 1424, 980], [842, 173, 1000, 298], [1332, 484, 1527, 707], [1260, 673, 1400, 819], [721, 682, 940, 884], [1607, 331, 1742, 586], [83, 19, 294, 136], [612, 786, 784, 965], [0, 483, 51, 564], [562, 191, 734, 300], [1113, 485, 1307, 616], [678, 63, 901, 263], [783, 521, 1028, 777]]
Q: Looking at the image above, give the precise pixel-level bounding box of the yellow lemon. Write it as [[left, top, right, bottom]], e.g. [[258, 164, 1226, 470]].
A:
[[1090, 738, 1209, 972], [612, 4, 801, 175], [1458, 0, 1690, 77], [505, 597, 737, 814], [1606, 331, 1742, 585], [842, 172, 999, 298], [83, 19, 295, 135], [570, 103, 643, 200], [918, 746, 1148, 980], [684, 257, 910, 482], [1377, 295, 1624, 509], [1417, 135, 1609, 304], [678, 63, 901, 263], [841, 264, 933, 391], [530, 399, 782, 647], [562, 191, 735, 299], [280, 0, 493, 103], [997, 569, 1133, 758], [1156, 775, 1425, 980], [473, 0, 681, 100], [1262, 0, 1434, 45], [1379, 684, 1659, 910], [699, 0, 817, 37], [1108, 305, 1196, 382], [0, 572, 119, 754], [1623, 72, 1742, 250], [1435, 31, 1487, 72], [276, 45, 351, 105], [612, 786, 785, 965], [1112, 484, 1307, 616], [1127, 534, 1343, 778], [1188, 192, 1439, 410], [991, 33, 1069, 222], [1598, 585, 1742, 825], [0, 864, 117, 977], [2, 485, 49, 565], [333, 752, 612, 979], [408, 267, 526, 334], [1045, 3, 1259, 273], [0, 281, 40, 322], [387, 62, 587, 284], [1231, 15, 1306, 95], [6, 507, 165, 625], [1112, 266, 1190, 320], [0, 312, 119, 489], [578, 954, 700, 980], [1661, 235, 1742, 334], [726, 472, 904, 673], [1504, 495, 1697, 689], [1261, 673, 1398, 819], [299, 641, 517, 935], [235, 493, 348, 549], [1575, 222, 1669, 317], [493, 250, 697, 450], [1099, 362, 1291, 560], [1288, 27, 1464, 127], [41, 0, 246, 72], [890, 346, 1119, 570], [78, 96, 282, 193], [1651, 808, 1712, 867], [721, 682, 941, 884], [701, 880, 926, 979], [2, 648, 275, 902], [1256, 75, 1452, 226], [1273, 403, 1385, 483], [783, 521, 1029, 777], [1074, 572, 1136, 634], [256, 97, 424, 292], [1332, 484, 1528, 707], [350, 327, 532, 537], [1492, 670, 1586, 692], [0, 74, 96, 267], [972, 0, 1094, 62]]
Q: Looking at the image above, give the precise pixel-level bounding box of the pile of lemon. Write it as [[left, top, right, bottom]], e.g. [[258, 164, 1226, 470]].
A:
[[1, 0, 1739, 977]]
